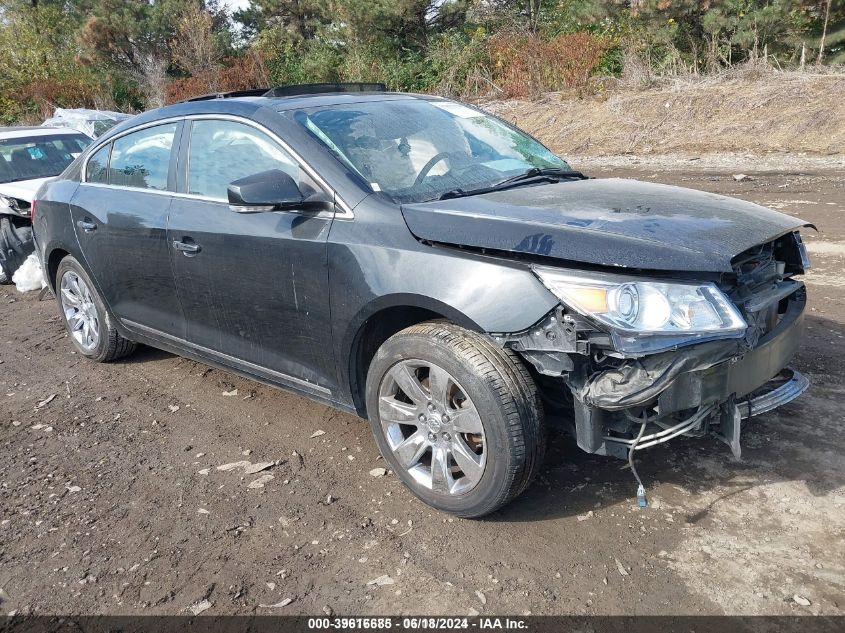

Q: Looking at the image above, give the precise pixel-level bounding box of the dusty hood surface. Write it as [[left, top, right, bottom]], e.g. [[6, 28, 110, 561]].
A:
[[0, 177, 52, 203], [401, 178, 810, 273]]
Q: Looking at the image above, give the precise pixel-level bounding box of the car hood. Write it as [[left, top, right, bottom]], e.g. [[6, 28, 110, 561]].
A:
[[0, 177, 53, 203], [401, 178, 811, 273]]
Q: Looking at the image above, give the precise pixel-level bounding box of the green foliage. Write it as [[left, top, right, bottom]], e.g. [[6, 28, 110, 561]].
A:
[[0, 0, 842, 124]]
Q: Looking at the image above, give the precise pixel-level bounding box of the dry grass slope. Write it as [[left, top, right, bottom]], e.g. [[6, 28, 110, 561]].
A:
[[484, 72, 845, 157]]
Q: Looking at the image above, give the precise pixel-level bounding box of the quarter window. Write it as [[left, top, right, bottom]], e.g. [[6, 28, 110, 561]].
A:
[[108, 123, 177, 191], [188, 120, 300, 200], [86, 144, 111, 184]]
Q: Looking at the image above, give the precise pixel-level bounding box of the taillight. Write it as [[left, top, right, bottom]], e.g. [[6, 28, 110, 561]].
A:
[[30, 199, 37, 225]]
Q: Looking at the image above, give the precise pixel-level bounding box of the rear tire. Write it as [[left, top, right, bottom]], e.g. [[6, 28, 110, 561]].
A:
[[55, 255, 136, 362], [366, 321, 544, 518]]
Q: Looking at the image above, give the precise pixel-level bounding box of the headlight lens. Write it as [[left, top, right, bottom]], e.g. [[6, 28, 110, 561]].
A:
[[533, 266, 746, 337]]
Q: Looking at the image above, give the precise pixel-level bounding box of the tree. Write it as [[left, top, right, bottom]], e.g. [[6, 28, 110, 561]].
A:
[[817, 0, 832, 62], [171, 2, 224, 77], [236, 0, 331, 49]]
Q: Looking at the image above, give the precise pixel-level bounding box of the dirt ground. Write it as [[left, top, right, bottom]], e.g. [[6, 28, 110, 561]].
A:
[[484, 72, 845, 158], [1, 162, 843, 617]]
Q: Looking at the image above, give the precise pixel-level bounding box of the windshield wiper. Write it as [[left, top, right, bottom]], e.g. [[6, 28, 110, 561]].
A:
[[438, 167, 586, 201]]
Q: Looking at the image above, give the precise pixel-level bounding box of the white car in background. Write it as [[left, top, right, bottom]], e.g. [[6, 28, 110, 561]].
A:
[[0, 126, 92, 282]]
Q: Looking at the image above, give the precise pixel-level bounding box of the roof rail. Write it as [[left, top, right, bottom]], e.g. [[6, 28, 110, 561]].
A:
[[263, 83, 387, 97], [179, 88, 270, 103], [177, 83, 388, 104]]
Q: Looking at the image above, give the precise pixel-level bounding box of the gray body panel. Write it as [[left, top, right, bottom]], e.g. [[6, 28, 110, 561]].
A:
[[402, 178, 810, 273]]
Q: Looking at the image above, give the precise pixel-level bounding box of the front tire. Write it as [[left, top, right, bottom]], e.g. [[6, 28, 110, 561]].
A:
[[55, 255, 136, 362], [366, 322, 544, 518]]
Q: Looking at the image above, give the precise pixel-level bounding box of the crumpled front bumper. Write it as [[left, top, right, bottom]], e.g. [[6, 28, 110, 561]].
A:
[[563, 286, 808, 458], [737, 368, 809, 419], [576, 287, 806, 415]]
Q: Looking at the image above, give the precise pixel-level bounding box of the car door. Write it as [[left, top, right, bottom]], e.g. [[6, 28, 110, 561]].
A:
[[167, 117, 336, 395], [70, 121, 185, 338]]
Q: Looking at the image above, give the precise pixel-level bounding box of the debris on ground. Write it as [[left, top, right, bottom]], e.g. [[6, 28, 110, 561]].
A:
[[259, 598, 293, 608], [793, 594, 811, 606], [197, 508, 210, 515], [66, 485, 81, 493], [248, 474, 274, 489], [216, 461, 251, 472], [577, 511, 594, 521], [475, 590, 487, 605], [244, 461, 274, 475], [36, 394, 56, 409], [366, 575, 395, 587], [733, 174, 753, 182], [222, 389, 238, 397], [369, 468, 387, 478], [310, 430, 326, 438], [186, 599, 212, 615], [615, 558, 630, 577]]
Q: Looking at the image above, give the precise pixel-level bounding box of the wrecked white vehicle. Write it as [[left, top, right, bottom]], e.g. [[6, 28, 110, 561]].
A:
[[0, 126, 91, 282]]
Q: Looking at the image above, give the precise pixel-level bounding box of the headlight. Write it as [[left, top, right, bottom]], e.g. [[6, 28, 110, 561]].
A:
[[533, 266, 747, 349]]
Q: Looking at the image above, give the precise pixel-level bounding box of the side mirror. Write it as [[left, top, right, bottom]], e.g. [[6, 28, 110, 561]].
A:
[[227, 169, 303, 212]]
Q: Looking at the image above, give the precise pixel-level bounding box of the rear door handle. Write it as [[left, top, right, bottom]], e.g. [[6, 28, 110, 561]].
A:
[[77, 219, 97, 232], [172, 239, 201, 255]]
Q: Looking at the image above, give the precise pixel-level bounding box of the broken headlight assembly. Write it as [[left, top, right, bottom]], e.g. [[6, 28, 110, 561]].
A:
[[532, 266, 747, 354], [0, 195, 17, 213]]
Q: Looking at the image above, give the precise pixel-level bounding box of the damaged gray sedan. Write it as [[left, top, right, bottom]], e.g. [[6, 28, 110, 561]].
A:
[[34, 85, 811, 517]]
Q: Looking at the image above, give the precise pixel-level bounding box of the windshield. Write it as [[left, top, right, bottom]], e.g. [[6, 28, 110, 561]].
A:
[[0, 133, 92, 184], [290, 99, 571, 203]]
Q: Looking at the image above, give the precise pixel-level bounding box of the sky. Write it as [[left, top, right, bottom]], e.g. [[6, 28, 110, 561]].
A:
[[220, 0, 250, 13]]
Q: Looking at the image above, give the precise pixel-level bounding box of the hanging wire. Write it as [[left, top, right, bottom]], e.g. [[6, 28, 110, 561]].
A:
[[624, 410, 649, 508]]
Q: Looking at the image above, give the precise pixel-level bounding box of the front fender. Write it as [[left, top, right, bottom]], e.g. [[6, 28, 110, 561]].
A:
[[328, 236, 558, 411]]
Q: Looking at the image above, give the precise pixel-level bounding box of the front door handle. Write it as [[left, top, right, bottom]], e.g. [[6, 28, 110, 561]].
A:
[[77, 219, 97, 232], [172, 239, 201, 256]]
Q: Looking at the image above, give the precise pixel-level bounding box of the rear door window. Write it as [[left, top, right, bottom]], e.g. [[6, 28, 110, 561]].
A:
[[108, 123, 177, 191]]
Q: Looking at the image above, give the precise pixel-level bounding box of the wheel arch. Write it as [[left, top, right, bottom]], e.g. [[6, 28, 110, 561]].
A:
[[45, 245, 72, 291], [344, 293, 482, 418]]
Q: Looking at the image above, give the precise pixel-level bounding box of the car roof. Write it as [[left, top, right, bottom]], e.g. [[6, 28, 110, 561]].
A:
[[129, 92, 441, 123], [178, 91, 442, 113], [0, 126, 89, 140], [92, 91, 451, 145], [266, 92, 443, 111]]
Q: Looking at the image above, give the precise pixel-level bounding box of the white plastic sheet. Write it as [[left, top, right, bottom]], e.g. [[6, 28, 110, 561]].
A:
[[42, 108, 133, 139]]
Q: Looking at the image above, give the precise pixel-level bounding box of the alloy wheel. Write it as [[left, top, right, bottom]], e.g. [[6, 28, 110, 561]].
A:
[[378, 360, 486, 495], [60, 270, 100, 351]]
